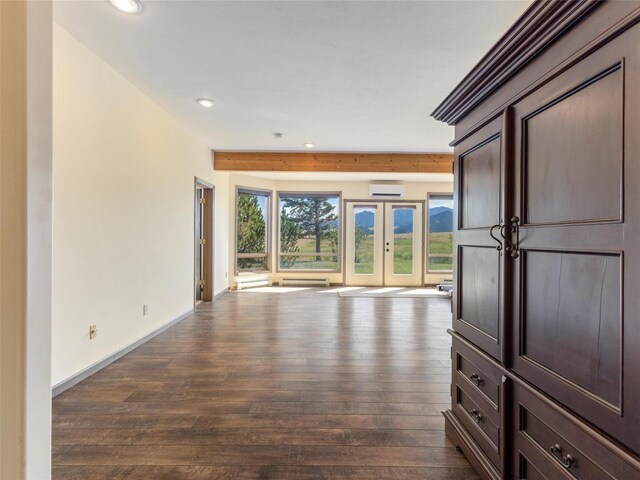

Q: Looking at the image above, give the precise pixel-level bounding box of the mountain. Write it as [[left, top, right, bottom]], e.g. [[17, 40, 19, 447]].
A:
[[355, 210, 375, 230], [429, 206, 451, 216], [352, 207, 453, 234], [392, 209, 415, 234], [429, 208, 453, 233]]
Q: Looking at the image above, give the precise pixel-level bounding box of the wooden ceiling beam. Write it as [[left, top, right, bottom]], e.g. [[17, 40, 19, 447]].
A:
[[213, 151, 453, 174]]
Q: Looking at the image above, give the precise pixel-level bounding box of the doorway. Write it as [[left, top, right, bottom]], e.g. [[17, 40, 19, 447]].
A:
[[195, 178, 214, 305], [344, 200, 424, 286]]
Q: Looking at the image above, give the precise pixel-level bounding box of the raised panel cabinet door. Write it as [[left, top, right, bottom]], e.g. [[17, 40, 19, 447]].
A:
[[453, 115, 511, 362], [511, 30, 640, 454]]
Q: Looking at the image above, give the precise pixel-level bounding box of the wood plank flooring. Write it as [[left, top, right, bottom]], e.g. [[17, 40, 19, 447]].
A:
[[52, 287, 477, 479]]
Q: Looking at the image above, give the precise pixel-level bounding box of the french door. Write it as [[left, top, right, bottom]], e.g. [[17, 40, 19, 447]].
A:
[[344, 201, 423, 286]]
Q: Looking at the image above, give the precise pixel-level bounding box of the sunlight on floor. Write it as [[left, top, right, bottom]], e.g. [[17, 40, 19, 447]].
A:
[[366, 287, 405, 294], [337, 287, 450, 298], [237, 286, 311, 293], [398, 288, 441, 295], [318, 287, 365, 294]]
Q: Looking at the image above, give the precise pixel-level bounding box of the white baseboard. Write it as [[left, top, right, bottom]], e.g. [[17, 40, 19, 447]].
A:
[[213, 288, 229, 300], [52, 308, 194, 397]]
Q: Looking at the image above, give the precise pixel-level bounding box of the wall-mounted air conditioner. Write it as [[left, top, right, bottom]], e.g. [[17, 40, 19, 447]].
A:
[[369, 183, 405, 198]]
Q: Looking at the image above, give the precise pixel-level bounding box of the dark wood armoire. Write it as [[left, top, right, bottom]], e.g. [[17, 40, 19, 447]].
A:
[[432, 1, 640, 478]]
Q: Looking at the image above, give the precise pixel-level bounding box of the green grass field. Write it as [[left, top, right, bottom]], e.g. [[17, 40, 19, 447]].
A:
[[279, 237, 338, 270], [353, 232, 453, 274], [292, 237, 336, 253], [277, 232, 453, 273], [354, 235, 375, 274], [428, 232, 453, 271], [354, 234, 415, 275]]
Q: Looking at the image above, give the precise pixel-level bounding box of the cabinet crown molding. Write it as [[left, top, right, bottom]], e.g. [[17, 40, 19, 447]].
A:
[[431, 0, 600, 125]]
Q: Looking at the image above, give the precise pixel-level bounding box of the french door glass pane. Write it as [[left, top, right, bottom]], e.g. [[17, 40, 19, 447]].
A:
[[354, 206, 376, 274], [393, 207, 414, 274]]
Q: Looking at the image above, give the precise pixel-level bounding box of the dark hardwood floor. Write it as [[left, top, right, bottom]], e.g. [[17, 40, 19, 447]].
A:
[[52, 287, 478, 479]]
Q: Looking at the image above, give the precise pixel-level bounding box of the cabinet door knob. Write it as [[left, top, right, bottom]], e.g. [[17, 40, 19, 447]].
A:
[[550, 444, 575, 469]]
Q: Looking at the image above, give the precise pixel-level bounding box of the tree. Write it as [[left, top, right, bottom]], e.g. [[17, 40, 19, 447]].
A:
[[326, 229, 338, 254], [237, 193, 266, 270], [280, 208, 300, 268], [353, 226, 370, 264], [281, 197, 338, 262]]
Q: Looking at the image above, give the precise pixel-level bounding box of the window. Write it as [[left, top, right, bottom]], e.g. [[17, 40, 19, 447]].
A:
[[427, 193, 453, 272], [278, 193, 340, 271], [236, 188, 271, 272]]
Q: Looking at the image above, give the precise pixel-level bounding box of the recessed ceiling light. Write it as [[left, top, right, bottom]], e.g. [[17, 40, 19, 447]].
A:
[[304, 143, 315, 148], [196, 98, 215, 108], [107, 0, 143, 14]]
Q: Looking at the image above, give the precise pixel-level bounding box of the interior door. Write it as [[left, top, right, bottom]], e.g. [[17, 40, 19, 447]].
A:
[[195, 187, 205, 302], [344, 202, 384, 286], [383, 202, 423, 286], [345, 201, 423, 286], [453, 115, 509, 362]]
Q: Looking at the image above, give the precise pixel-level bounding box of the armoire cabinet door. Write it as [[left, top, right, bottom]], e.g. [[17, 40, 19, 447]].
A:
[[510, 26, 640, 454], [453, 115, 511, 362]]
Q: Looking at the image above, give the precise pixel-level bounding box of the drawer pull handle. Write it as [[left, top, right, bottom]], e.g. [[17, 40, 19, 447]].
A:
[[470, 373, 484, 387], [550, 444, 575, 469], [469, 409, 483, 423]]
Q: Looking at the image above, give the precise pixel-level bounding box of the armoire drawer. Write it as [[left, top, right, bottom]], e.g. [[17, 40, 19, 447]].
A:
[[453, 335, 502, 408], [515, 443, 574, 480], [513, 383, 640, 480], [453, 380, 501, 471]]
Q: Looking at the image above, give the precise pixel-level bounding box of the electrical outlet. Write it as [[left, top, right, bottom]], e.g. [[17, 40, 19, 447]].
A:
[[143, 304, 149, 316], [225, 271, 228, 278], [89, 325, 97, 340]]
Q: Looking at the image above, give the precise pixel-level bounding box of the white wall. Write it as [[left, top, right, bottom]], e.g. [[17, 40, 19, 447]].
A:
[[26, 3, 53, 478], [227, 173, 453, 286], [52, 24, 229, 386]]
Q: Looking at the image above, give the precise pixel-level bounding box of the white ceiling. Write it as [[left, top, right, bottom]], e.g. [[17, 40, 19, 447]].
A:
[[53, 0, 530, 153]]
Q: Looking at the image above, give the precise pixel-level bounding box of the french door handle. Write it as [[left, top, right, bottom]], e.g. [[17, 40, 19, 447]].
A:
[[489, 224, 503, 252]]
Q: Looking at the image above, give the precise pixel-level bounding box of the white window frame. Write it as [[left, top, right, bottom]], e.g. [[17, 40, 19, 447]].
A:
[[276, 191, 342, 273], [235, 186, 272, 274], [426, 192, 454, 274]]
